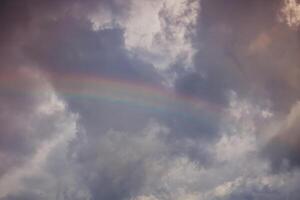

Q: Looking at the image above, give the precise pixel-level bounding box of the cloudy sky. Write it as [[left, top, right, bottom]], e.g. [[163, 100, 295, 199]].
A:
[[1, 0, 300, 199]]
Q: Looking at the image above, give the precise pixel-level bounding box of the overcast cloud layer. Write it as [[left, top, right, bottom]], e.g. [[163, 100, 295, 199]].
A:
[[1, 0, 300, 199]]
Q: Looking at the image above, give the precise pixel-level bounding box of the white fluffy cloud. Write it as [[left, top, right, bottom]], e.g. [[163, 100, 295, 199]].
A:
[[89, 0, 200, 72], [67, 92, 294, 200], [0, 73, 297, 200], [124, 0, 199, 70], [2, 1, 300, 199], [280, 0, 300, 28], [0, 68, 82, 199]]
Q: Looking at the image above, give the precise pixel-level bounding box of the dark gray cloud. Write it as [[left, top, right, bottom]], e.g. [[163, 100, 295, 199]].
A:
[[0, 69, 65, 178], [172, 0, 300, 176], [264, 136, 300, 172], [18, 4, 220, 144], [262, 101, 300, 172], [173, 0, 283, 113], [192, 0, 300, 112], [1, 0, 300, 199], [1, 192, 43, 200], [25, 17, 160, 84]]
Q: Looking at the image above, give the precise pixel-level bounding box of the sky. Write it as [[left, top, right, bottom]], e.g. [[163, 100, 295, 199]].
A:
[[1, 0, 300, 199]]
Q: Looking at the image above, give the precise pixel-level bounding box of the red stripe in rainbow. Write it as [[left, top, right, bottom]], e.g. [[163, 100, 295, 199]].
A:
[[0, 71, 224, 115]]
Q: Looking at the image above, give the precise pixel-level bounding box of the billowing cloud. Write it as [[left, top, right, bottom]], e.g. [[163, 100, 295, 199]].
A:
[[0, 68, 81, 199], [123, 0, 199, 71], [280, 0, 300, 28], [1, 0, 300, 199], [90, 0, 200, 72]]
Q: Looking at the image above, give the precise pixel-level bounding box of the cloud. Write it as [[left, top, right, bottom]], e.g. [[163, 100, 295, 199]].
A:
[[263, 101, 300, 171], [89, 0, 200, 74], [62, 93, 299, 200], [188, 0, 300, 114], [124, 0, 199, 71], [68, 119, 219, 200], [280, 0, 300, 28], [0, 68, 81, 199], [19, 7, 220, 142], [1, 0, 300, 199]]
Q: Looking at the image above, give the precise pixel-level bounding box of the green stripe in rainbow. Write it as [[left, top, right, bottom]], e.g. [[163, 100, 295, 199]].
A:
[[0, 71, 224, 116]]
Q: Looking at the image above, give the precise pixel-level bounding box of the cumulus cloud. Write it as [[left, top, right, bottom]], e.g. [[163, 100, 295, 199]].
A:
[[62, 93, 300, 200], [1, 0, 300, 199], [280, 0, 300, 28], [90, 0, 200, 74], [123, 0, 199, 71], [0, 68, 81, 199]]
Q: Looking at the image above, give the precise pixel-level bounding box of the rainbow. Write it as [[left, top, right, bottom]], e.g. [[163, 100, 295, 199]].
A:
[[0, 71, 224, 118]]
